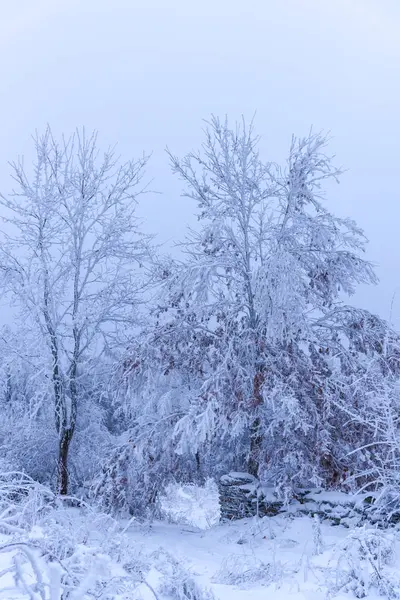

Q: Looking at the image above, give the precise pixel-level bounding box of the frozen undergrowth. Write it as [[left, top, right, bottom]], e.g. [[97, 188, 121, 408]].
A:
[[0, 473, 215, 599], [1, 477, 400, 599]]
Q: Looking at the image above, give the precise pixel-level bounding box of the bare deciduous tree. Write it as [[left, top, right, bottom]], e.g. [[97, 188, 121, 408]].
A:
[[0, 128, 153, 494]]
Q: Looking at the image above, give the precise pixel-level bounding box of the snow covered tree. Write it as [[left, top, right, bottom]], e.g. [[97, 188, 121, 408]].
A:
[[0, 128, 153, 494], [149, 116, 387, 491]]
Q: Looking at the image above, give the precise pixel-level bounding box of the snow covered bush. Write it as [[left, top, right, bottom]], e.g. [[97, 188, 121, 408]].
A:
[[0, 384, 112, 494], [92, 400, 208, 518], [0, 472, 57, 537], [159, 479, 220, 529], [331, 526, 400, 598], [213, 552, 283, 587], [154, 549, 216, 600], [312, 514, 323, 555]]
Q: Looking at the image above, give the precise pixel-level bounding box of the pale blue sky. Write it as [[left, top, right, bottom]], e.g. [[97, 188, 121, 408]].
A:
[[0, 0, 399, 321]]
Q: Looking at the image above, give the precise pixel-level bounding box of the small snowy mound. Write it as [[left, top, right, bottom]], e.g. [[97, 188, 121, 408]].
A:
[[159, 479, 220, 529]]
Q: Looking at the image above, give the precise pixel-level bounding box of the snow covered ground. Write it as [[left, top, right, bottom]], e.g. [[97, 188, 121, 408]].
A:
[[0, 477, 399, 599], [132, 514, 398, 600]]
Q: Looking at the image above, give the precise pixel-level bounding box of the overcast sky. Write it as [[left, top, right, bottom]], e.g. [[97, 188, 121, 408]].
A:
[[0, 0, 399, 322]]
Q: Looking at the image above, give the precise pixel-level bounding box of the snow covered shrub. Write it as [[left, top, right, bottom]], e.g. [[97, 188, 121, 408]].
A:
[[1, 415, 58, 485], [159, 479, 220, 529], [0, 360, 58, 484], [0, 401, 112, 494], [0, 537, 147, 600], [0, 472, 57, 536], [0, 541, 65, 600], [91, 439, 157, 517], [213, 553, 280, 587], [69, 400, 113, 494], [92, 418, 205, 518], [335, 374, 400, 523], [0, 476, 154, 599], [331, 526, 400, 598], [213, 554, 271, 585], [312, 514, 323, 555], [0, 349, 113, 495], [154, 549, 216, 600], [35, 502, 149, 576]]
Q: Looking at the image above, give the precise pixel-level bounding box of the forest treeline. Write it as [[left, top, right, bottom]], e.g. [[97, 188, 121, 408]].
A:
[[0, 117, 398, 515]]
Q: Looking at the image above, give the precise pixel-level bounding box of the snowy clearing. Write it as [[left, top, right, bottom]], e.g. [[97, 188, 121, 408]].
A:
[[2, 511, 399, 599], [128, 515, 400, 600], [0, 478, 399, 599]]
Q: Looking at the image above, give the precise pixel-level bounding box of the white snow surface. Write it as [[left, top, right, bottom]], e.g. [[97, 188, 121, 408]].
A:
[[129, 515, 399, 600], [0, 479, 399, 599]]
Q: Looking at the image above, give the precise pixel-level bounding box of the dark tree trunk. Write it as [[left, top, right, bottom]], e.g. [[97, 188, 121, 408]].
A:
[[58, 429, 72, 495], [195, 450, 201, 473], [248, 362, 265, 477], [248, 416, 262, 477]]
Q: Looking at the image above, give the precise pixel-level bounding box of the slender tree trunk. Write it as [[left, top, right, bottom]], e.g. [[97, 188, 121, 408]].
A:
[[39, 226, 74, 496], [58, 429, 73, 495], [248, 360, 265, 477], [248, 416, 262, 477]]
